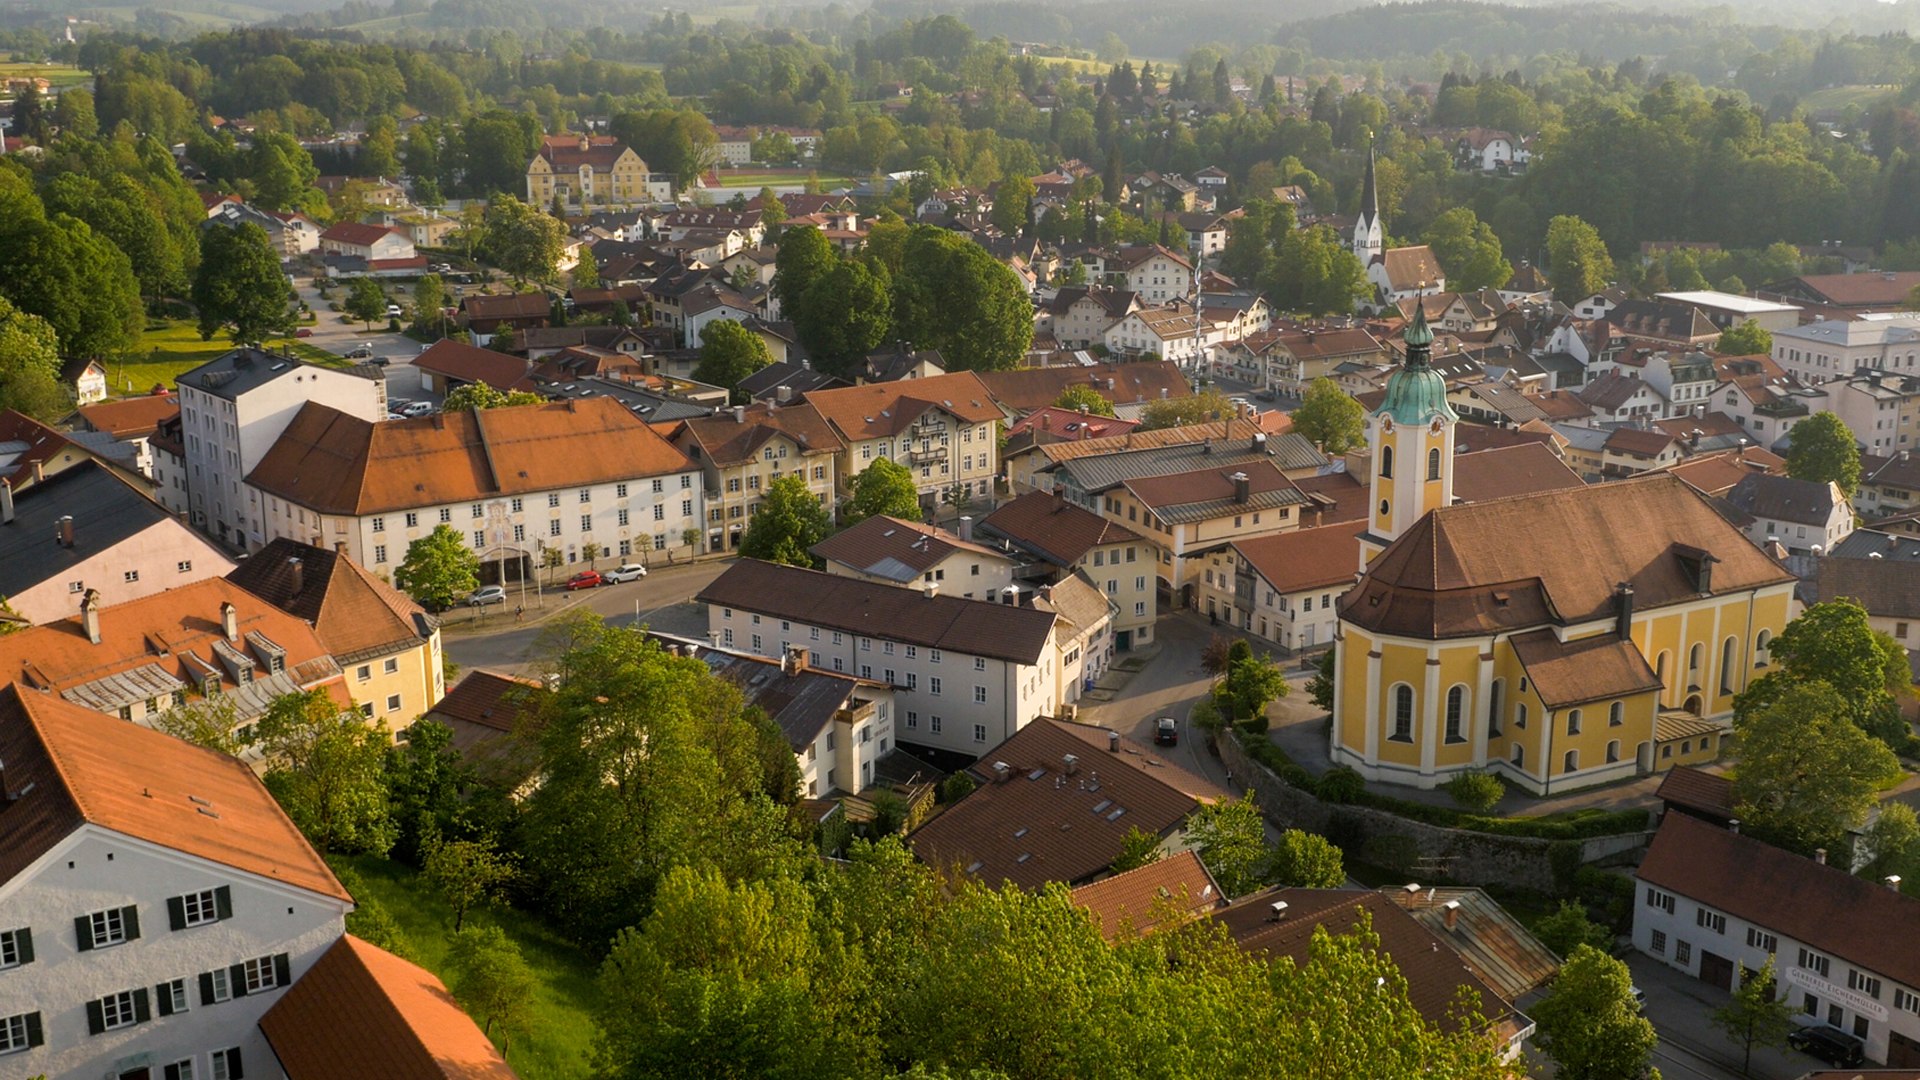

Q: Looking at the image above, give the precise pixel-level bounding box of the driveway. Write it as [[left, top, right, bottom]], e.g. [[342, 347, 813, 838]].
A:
[[1620, 951, 1825, 1080]]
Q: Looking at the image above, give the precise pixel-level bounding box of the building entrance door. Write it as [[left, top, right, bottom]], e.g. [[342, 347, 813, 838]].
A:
[[1699, 950, 1736, 991]]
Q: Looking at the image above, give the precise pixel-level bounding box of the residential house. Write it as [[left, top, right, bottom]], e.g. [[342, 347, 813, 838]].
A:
[[689, 641, 897, 798], [712, 125, 753, 164], [525, 134, 650, 206], [459, 293, 552, 344], [1579, 371, 1667, 424], [978, 490, 1157, 651], [1600, 428, 1686, 478], [74, 395, 182, 482], [907, 717, 1227, 887], [662, 401, 843, 552], [1772, 315, 1920, 387], [1760, 271, 1920, 314], [1713, 354, 1816, 449], [244, 397, 704, 577], [0, 685, 356, 1080], [1858, 452, 1920, 519], [976, 361, 1190, 422], [1002, 407, 1139, 452], [61, 357, 107, 405], [804, 372, 1005, 510], [1641, 350, 1719, 418], [1721, 473, 1854, 556], [227, 538, 444, 734], [1104, 245, 1195, 304], [318, 221, 416, 263], [1816, 556, 1920, 650], [1828, 370, 1920, 456], [1633, 812, 1920, 1067], [737, 361, 847, 404], [698, 559, 1063, 755], [0, 460, 234, 624], [175, 349, 386, 549], [1104, 304, 1203, 366], [418, 669, 546, 792], [813, 515, 1017, 600], [1497, 263, 1552, 306], [411, 338, 536, 396], [1069, 850, 1226, 938], [1196, 521, 1367, 651], [858, 344, 947, 384], [1044, 286, 1141, 349], [1235, 326, 1388, 397], [1606, 299, 1722, 351], [1454, 128, 1520, 172]]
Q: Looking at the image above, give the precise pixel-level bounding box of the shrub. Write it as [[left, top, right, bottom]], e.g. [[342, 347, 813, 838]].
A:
[[1444, 770, 1505, 813], [1237, 711, 1271, 736], [869, 791, 908, 836], [1534, 899, 1612, 958], [1318, 766, 1366, 804], [1191, 698, 1225, 734], [938, 771, 976, 804]]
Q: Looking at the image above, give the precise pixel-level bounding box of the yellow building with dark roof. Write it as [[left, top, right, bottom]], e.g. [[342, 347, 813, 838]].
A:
[[1332, 310, 1796, 794]]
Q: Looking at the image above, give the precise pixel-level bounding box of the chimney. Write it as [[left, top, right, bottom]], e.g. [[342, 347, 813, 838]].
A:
[[1442, 899, 1461, 930], [81, 588, 102, 645], [776, 385, 793, 404], [733, 404, 746, 423], [1160, 387, 1169, 399], [578, 134, 590, 152], [0, 478, 10, 524], [783, 645, 809, 675], [1727, 818, 1739, 834], [220, 601, 238, 641], [923, 582, 938, 599], [1253, 432, 1268, 453], [1815, 848, 1828, 865], [1267, 901, 1289, 922], [1107, 730, 1120, 752], [287, 558, 305, 597], [1232, 471, 1250, 503], [958, 515, 974, 541], [1614, 582, 1634, 639], [30, 460, 43, 484], [56, 515, 73, 548], [991, 761, 1011, 783], [1063, 753, 1079, 775], [1203, 437, 1214, 455], [1888, 875, 1904, 890]]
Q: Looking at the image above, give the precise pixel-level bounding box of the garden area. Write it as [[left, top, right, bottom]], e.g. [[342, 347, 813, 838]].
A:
[[109, 320, 346, 392]]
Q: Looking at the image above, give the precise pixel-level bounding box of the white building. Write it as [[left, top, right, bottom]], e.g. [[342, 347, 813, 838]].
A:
[[1773, 315, 1920, 386], [245, 397, 705, 576], [1103, 245, 1195, 304], [1105, 305, 1203, 366], [1634, 812, 1920, 1068], [0, 684, 354, 1080], [176, 349, 387, 549], [1655, 291, 1802, 334], [698, 559, 1064, 756], [813, 514, 1018, 601]]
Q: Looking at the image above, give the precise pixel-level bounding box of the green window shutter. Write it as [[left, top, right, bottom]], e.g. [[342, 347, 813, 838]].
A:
[[74, 914, 94, 952], [167, 896, 187, 932], [215, 885, 233, 920], [122, 904, 140, 941], [15, 927, 30, 964], [23, 1012, 41, 1048], [133, 987, 151, 1024], [198, 971, 216, 1006], [85, 999, 105, 1036], [272, 953, 290, 988], [224, 1047, 245, 1079], [155, 982, 175, 1017], [229, 962, 248, 998]]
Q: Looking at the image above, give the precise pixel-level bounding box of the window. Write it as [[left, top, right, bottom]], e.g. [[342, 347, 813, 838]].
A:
[[510, 498, 523, 513], [1646, 888, 1676, 914], [405, 512, 419, 527], [580, 487, 592, 503], [974, 657, 986, 671], [177, 560, 193, 574], [883, 641, 895, 656], [157, 977, 189, 1016], [1427, 447, 1442, 480], [0, 928, 29, 969], [1747, 928, 1778, 953], [1379, 445, 1394, 478], [1390, 685, 1414, 742], [165, 1059, 197, 1080], [1756, 629, 1772, 667], [240, 954, 290, 994], [1696, 907, 1726, 934], [1895, 987, 1920, 1014], [1650, 930, 1667, 955], [372, 516, 386, 533], [1516, 703, 1527, 730], [1675, 940, 1692, 965], [440, 507, 453, 523], [0, 1011, 42, 1054], [653, 505, 665, 521], [930, 715, 943, 733], [1609, 701, 1624, 727], [974, 685, 988, 703], [549, 520, 562, 537], [973, 724, 987, 742], [1606, 739, 1621, 763], [1563, 749, 1579, 773], [1849, 970, 1883, 999], [1798, 947, 1831, 978], [1444, 686, 1465, 743], [1567, 709, 1582, 736], [1487, 679, 1503, 736], [357, 664, 372, 681], [906, 711, 918, 728], [930, 676, 944, 695], [473, 529, 485, 548], [169, 886, 231, 930], [618, 509, 630, 526], [78, 905, 139, 950], [209, 1048, 243, 1080], [90, 988, 148, 1033], [386, 694, 402, 713]]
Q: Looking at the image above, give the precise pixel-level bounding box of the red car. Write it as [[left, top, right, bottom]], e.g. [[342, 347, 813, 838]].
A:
[[294, 328, 314, 338], [563, 570, 604, 591]]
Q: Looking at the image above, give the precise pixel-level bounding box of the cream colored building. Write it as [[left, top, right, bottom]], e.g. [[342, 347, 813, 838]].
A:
[[979, 489, 1158, 651], [812, 514, 1018, 601], [805, 372, 1006, 511], [526, 134, 651, 207], [664, 401, 843, 554]]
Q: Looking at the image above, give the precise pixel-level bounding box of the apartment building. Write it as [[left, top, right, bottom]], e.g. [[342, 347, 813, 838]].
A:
[[1773, 315, 1920, 387], [805, 372, 1005, 510], [978, 490, 1156, 651], [813, 514, 1017, 600], [662, 400, 842, 554], [1193, 520, 1367, 650], [686, 640, 897, 798]]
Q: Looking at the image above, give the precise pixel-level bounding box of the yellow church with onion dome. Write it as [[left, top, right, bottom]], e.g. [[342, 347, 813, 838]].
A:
[[1330, 307, 1797, 795]]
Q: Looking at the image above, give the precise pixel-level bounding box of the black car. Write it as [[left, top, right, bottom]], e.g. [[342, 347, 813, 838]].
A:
[[1154, 717, 1178, 746], [1787, 1025, 1866, 1067]]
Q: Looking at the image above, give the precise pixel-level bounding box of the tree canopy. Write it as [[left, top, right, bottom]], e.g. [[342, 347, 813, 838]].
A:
[[1784, 411, 1863, 498], [1715, 321, 1773, 356], [694, 318, 775, 396], [258, 689, 395, 855], [395, 524, 482, 612], [1738, 598, 1911, 747], [1290, 378, 1366, 454], [481, 194, 567, 286], [1422, 207, 1511, 293], [1545, 215, 1614, 306], [1733, 680, 1902, 856], [739, 473, 831, 567], [844, 457, 923, 524], [1054, 385, 1116, 417], [891, 224, 1034, 372], [1532, 945, 1659, 1080]]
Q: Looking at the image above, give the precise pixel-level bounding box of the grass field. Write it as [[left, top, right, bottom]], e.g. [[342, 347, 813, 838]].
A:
[[333, 855, 600, 1079], [0, 61, 92, 88], [710, 169, 858, 188], [106, 321, 347, 394], [1799, 84, 1897, 112]]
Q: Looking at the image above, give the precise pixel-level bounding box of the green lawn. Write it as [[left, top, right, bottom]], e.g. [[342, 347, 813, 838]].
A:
[[107, 321, 348, 394], [0, 61, 91, 88], [1799, 84, 1897, 112], [710, 170, 857, 188], [332, 854, 601, 1079]]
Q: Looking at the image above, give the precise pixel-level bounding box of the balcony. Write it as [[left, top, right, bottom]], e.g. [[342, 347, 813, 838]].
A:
[[908, 447, 944, 465]]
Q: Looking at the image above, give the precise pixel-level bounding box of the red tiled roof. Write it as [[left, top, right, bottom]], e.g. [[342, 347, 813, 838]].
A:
[[978, 490, 1143, 565], [321, 221, 405, 247], [804, 371, 1002, 441], [1232, 521, 1368, 594], [1069, 849, 1225, 939], [413, 339, 535, 393], [76, 396, 180, 439]]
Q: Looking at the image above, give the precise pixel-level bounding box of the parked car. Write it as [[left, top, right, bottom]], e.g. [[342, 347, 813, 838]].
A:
[[365, 356, 391, 367], [563, 570, 604, 591], [399, 401, 435, 418], [345, 344, 375, 359], [1628, 985, 1645, 1012], [467, 585, 507, 607], [1787, 1025, 1866, 1067], [294, 328, 314, 338], [385, 304, 403, 318], [603, 564, 648, 583], [1155, 717, 1178, 745], [1254, 388, 1278, 402]]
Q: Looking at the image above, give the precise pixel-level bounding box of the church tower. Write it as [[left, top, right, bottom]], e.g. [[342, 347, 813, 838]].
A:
[[1359, 304, 1457, 565], [1352, 140, 1384, 268]]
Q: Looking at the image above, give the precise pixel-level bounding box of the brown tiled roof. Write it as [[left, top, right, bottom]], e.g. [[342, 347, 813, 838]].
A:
[[811, 516, 1006, 581], [1267, 326, 1385, 361], [1293, 472, 1370, 524], [908, 718, 1227, 889], [1123, 460, 1304, 521], [803, 371, 1001, 441], [413, 339, 535, 393], [977, 361, 1190, 413], [1783, 271, 1920, 308], [425, 670, 545, 734], [1232, 521, 1367, 594], [1215, 888, 1516, 1034], [1654, 764, 1734, 820], [1005, 407, 1139, 440], [247, 398, 695, 515], [1816, 556, 1920, 619], [671, 401, 843, 466], [1724, 473, 1843, 528], [75, 396, 180, 439], [1380, 245, 1445, 291], [1530, 390, 1593, 422], [227, 539, 430, 663], [1342, 475, 1794, 639], [1579, 371, 1648, 411], [1639, 811, 1920, 988], [977, 491, 1142, 566], [1035, 418, 1272, 467], [1659, 449, 1784, 498], [1451, 442, 1585, 503], [535, 133, 635, 173], [1508, 629, 1663, 709], [0, 408, 84, 487], [261, 935, 517, 1079], [0, 683, 349, 901], [1603, 428, 1679, 458], [1068, 849, 1225, 939], [1449, 423, 1561, 455], [322, 221, 405, 247], [697, 559, 1057, 664], [460, 292, 552, 321]]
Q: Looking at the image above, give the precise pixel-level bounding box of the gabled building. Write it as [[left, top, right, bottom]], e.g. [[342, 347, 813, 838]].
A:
[[976, 361, 1189, 421], [662, 400, 842, 553], [686, 641, 896, 798], [74, 395, 182, 482], [813, 515, 1017, 600], [525, 133, 650, 206], [1043, 285, 1141, 349], [1103, 244, 1195, 304], [318, 220, 416, 263], [0, 685, 356, 1080], [1104, 303, 1203, 366], [1721, 473, 1854, 556], [979, 490, 1156, 651], [411, 338, 537, 396], [1069, 850, 1225, 939], [804, 372, 1005, 510]]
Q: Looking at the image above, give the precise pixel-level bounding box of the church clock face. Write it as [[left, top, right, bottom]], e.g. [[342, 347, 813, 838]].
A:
[[1430, 416, 1446, 437], [1380, 417, 1394, 435]]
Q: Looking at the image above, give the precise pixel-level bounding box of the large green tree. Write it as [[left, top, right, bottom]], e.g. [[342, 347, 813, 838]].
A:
[[394, 525, 482, 612], [772, 225, 836, 314], [793, 259, 892, 377], [694, 319, 774, 396], [739, 473, 831, 567], [1783, 411, 1863, 497], [1290, 378, 1366, 454], [41, 172, 185, 301], [1183, 797, 1272, 898], [843, 457, 923, 525], [480, 194, 567, 286], [1140, 388, 1235, 430], [1422, 207, 1512, 293], [1738, 599, 1909, 745], [1532, 945, 1660, 1080], [0, 297, 68, 420], [343, 277, 389, 330], [1268, 828, 1345, 888], [1733, 681, 1902, 856], [422, 833, 517, 932], [891, 225, 1034, 372], [193, 222, 293, 345], [258, 689, 395, 855], [0, 170, 142, 358], [1545, 215, 1615, 306], [991, 173, 1036, 236]]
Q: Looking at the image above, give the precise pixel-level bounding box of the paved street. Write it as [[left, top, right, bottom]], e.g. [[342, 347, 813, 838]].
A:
[[440, 559, 729, 675]]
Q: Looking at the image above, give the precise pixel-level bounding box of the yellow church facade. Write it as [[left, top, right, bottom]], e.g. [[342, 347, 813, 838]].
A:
[[1331, 310, 1795, 795]]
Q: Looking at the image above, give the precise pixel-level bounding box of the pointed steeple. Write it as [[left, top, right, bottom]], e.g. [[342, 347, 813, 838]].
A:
[[1403, 301, 1433, 370], [1359, 136, 1380, 231]]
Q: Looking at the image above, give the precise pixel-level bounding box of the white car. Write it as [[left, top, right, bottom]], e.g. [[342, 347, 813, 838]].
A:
[[467, 585, 507, 607], [399, 401, 435, 418], [385, 304, 403, 318], [603, 564, 648, 583]]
